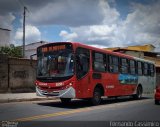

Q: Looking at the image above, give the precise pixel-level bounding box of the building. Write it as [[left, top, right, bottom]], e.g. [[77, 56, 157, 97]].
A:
[[25, 41, 47, 59], [106, 44, 155, 52], [105, 44, 160, 85], [0, 28, 11, 47]]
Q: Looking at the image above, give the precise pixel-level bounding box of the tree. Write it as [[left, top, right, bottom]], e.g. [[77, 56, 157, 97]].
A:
[[0, 45, 22, 58]]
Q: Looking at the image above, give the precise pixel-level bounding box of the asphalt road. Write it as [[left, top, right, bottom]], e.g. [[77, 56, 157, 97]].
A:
[[0, 97, 160, 127]]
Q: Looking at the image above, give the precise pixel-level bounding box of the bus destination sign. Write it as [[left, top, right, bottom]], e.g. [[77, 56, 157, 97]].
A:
[[42, 45, 66, 53]]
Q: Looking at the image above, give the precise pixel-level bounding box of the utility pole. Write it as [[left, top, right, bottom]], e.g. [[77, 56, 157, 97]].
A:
[[23, 6, 27, 58]]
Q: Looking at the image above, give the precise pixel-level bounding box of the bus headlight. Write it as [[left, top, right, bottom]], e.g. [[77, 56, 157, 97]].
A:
[[69, 82, 73, 86], [65, 82, 73, 89]]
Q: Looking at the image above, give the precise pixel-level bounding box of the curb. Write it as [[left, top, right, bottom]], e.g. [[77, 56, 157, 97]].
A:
[[0, 97, 57, 103]]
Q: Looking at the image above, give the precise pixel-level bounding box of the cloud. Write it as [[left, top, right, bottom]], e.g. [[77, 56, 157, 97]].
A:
[[0, 0, 120, 47], [0, 0, 160, 51], [99, 0, 120, 24], [58, 0, 121, 48], [60, 0, 160, 50], [27, 0, 107, 26], [153, 39, 160, 52], [0, 12, 15, 29], [0, 0, 50, 30], [14, 24, 41, 45], [72, 24, 121, 47], [59, 30, 78, 41], [0, 0, 119, 46], [0, 0, 19, 29], [120, 1, 160, 43]]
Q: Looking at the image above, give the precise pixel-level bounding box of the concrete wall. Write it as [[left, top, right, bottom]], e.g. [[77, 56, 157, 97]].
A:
[[0, 54, 8, 92], [9, 58, 36, 92], [0, 54, 37, 93]]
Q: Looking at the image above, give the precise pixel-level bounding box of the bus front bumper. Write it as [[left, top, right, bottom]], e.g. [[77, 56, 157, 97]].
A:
[[36, 86, 76, 98]]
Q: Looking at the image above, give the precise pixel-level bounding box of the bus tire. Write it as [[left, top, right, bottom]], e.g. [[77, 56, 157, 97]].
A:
[[91, 87, 102, 105], [60, 98, 71, 104], [133, 85, 143, 99], [155, 100, 159, 105]]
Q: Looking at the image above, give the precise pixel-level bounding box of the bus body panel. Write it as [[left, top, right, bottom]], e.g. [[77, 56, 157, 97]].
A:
[[103, 73, 120, 96], [35, 42, 156, 100], [138, 76, 155, 95], [75, 71, 93, 98], [35, 76, 77, 98]]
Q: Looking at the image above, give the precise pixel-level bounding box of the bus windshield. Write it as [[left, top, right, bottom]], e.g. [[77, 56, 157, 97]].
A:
[[37, 44, 74, 78]]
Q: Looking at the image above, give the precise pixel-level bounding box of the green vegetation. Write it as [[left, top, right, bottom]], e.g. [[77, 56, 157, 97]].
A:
[[0, 44, 22, 58]]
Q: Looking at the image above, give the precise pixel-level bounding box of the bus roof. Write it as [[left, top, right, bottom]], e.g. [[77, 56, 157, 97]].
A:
[[38, 42, 155, 64]]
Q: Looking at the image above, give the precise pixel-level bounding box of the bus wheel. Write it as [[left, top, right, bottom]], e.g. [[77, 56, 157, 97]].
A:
[[91, 88, 102, 105], [133, 86, 142, 99], [60, 98, 71, 104]]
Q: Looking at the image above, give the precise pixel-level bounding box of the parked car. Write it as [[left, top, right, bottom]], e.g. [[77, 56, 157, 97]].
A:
[[155, 85, 160, 105]]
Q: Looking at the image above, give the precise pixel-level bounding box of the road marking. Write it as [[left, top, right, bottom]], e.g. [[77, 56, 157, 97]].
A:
[[14, 107, 93, 121], [12, 99, 151, 121]]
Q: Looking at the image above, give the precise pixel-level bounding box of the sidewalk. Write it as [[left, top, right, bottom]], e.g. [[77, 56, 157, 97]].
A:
[[0, 92, 56, 103]]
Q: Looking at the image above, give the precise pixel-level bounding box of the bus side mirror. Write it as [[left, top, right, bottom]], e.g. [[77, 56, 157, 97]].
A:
[[30, 54, 37, 66]]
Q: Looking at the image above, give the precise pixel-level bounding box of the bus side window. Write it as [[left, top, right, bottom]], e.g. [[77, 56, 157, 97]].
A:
[[129, 60, 136, 75], [92, 52, 106, 72], [105, 54, 108, 72], [76, 47, 90, 79], [108, 56, 113, 72], [120, 58, 128, 74], [137, 61, 143, 75], [109, 55, 119, 73], [149, 64, 154, 76], [143, 63, 149, 76]]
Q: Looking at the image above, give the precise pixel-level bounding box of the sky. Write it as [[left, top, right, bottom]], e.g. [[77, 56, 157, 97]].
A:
[[0, 0, 160, 51]]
